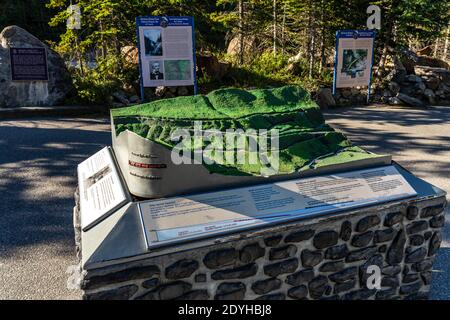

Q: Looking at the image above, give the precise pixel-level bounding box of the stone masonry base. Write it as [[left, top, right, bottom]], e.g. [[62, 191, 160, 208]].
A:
[[74, 190, 446, 300]]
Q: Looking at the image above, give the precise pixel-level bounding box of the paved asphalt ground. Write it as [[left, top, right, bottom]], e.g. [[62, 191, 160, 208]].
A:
[[0, 105, 448, 299]]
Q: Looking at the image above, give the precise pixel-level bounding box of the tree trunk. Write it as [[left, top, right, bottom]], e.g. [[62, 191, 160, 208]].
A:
[[273, 0, 277, 55], [238, 0, 244, 65], [443, 26, 449, 61], [281, 5, 286, 55], [308, 0, 316, 79]]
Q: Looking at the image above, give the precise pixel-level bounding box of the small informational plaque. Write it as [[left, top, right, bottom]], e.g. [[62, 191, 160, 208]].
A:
[[10, 48, 49, 81], [140, 165, 417, 248], [78, 147, 130, 231]]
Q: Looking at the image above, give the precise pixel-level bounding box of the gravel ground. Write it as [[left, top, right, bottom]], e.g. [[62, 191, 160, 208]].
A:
[[0, 105, 448, 299]]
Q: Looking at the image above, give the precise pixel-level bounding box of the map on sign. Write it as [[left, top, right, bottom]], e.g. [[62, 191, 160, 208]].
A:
[[78, 147, 130, 231], [139, 165, 417, 248]]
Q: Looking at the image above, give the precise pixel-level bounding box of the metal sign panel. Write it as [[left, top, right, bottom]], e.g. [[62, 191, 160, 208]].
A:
[[136, 16, 197, 97], [139, 165, 417, 249], [333, 30, 376, 95], [10, 47, 49, 81]]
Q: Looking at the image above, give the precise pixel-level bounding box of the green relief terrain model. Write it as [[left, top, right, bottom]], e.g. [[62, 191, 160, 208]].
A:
[[111, 86, 391, 198]]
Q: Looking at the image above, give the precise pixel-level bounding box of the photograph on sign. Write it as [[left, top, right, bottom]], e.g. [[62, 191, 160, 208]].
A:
[[137, 16, 195, 88], [334, 30, 375, 89]]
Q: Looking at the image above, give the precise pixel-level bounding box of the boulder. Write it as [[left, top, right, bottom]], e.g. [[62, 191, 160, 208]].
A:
[[317, 88, 336, 109], [196, 54, 230, 81], [121, 46, 138, 65], [227, 36, 257, 62], [0, 25, 73, 107], [397, 93, 426, 108]]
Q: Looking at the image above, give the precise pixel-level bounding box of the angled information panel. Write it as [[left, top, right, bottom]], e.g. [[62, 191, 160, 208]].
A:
[[78, 147, 130, 231], [139, 165, 417, 249]]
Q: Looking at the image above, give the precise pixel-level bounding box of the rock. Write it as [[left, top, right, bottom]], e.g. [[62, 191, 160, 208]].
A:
[[399, 281, 421, 295], [176, 290, 210, 300], [284, 229, 315, 243], [196, 54, 230, 80], [397, 93, 426, 108], [226, 36, 257, 62], [406, 75, 423, 83], [317, 88, 336, 109], [177, 86, 189, 96], [407, 206, 419, 220], [157, 281, 192, 300], [378, 244, 388, 253], [409, 234, 425, 246], [425, 77, 440, 90], [308, 275, 329, 299], [403, 273, 420, 283], [346, 246, 378, 262], [0, 26, 73, 107], [415, 81, 426, 93], [406, 220, 428, 235], [387, 229, 406, 265], [421, 271, 432, 285], [405, 247, 427, 263], [215, 282, 246, 300], [412, 259, 432, 272], [129, 95, 140, 103], [255, 293, 285, 300], [142, 278, 159, 290], [382, 265, 402, 276], [313, 231, 339, 249], [421, 204, 445, 218], [252, 278, 282, 295], [324, 244, 349, 260], [319, 260, 345, 273], [428, 232, 442, 256], [388, 97, 402, 105], [264, 235, 282, 247], [430, 214, 445, 228], [329, 267, 357, 283], [264, 258, 298, 277], [376, 288, 396, 300], [389, 82, 401, 95], [240, 243, 265, 263], [343, 288, 375, 300], [288, 285, 308, 299], [286, 269, 315, 286], [85, 284, 138, 300], [424, 231, 432, 240], [384, 212, 404, 227], [165, 259, 199, 279], [351, 231, 374, 247], [340, 221, 352, 241], [301, 249, 323, 268], [211, 263, 257, 280], [424, 89, 436, 104], [374, 228, 396, 243], [203, 248, 238, 269], [356, 215, 380, 232], [341, 89, 352, 98], [381, 276, 400, 288], [334, 279, 356, 294], [155, 86, 167, 97], [269, 245, 297, 261], [121, 46, 138, 65], [82, 265, 160, 290]]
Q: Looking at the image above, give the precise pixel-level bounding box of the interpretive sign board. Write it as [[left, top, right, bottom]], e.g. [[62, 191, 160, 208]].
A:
[[140, 165, 417, 248], [10, 48, 49, 81], [78, 147, 130, 231], [136, 16, 197, 97], [333, 30, 375, 95]]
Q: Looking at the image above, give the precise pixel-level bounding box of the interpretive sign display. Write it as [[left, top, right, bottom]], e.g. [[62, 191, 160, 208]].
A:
[[10, 47, 49, 81], [139, 165, 417, 248], [78, 147, 130, 231], [136, 16, 197, 96], [333, 30, 375, 94]]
